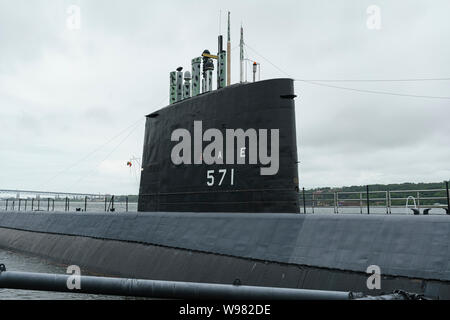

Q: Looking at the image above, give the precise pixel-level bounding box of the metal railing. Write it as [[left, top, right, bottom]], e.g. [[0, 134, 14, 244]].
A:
[[2, 183, 449, 216], [299, 182, 450, 215], [0, 192, 138, 213]]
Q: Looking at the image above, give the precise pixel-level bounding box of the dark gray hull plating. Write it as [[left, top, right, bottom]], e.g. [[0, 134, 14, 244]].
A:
[[3, 78, 448, 299], [0, 211, 449, 299]]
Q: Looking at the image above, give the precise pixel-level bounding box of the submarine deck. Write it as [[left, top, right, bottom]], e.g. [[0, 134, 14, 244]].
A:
[[0, 211, 449, 298], [0, 211, 449, 277]]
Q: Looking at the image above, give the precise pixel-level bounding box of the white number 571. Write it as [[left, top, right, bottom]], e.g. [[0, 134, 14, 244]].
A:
[[207, 169, 234, 187]]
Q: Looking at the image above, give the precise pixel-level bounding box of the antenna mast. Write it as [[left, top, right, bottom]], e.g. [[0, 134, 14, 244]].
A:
[[227, 12, 231, 86], [240, 24, 244, 83]]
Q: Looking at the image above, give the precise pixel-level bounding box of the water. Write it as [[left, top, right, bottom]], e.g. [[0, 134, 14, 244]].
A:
[[0, 249, 127, 300]]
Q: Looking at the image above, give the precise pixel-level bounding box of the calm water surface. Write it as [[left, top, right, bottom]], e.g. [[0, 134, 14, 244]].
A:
[[0, 249, 128, 300]]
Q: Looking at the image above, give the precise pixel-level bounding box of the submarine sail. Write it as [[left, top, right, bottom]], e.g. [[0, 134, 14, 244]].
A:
[[138, 78, 300, 213]]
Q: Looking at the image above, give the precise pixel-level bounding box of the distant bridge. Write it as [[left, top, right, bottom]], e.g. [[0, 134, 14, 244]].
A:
[[0, 189, 105, 199]]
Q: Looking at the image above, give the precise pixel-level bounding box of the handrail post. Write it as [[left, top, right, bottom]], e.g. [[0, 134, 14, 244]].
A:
[[126, 196, 128, 212], [104, 197, 107, 212], [37, 198, 40, 211], [31, 198, 34, 211], [18, 199, 21, 211], [5, 199, 8, 211], [333, 192, 337, 214], [446, 181, 450, 215], [47, 198, 50, 211], [302, 188, 306, 214], [84, 196, 87, 212], [385, 191, 388, 214], [312, 193, 315, 214], [366, 185, 370, 215], [417, 191, 420, 211], [24, 199, 27, 211], [336, 192, 339, 214], [387, 189, 391, 214], [359, 193, 363, 214]]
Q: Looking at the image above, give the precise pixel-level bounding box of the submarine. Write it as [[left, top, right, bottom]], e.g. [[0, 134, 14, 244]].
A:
[[1, 19, 450, 300]]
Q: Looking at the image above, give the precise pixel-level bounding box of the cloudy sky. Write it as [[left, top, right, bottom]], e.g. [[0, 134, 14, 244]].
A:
[[1, 0, 449, 195]]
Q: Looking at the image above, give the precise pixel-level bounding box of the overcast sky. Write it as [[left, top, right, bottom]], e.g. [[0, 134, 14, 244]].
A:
[[1, 0, 449, 195]]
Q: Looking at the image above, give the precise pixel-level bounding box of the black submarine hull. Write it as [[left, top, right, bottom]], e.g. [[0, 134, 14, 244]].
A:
[[2, 78, 449, 299], [0, 211, 450, 299]]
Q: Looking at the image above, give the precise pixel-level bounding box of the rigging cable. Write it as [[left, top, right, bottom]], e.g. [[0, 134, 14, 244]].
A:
[[293, 78, 450, 82], [40, 94, 169, 191], [296, 80, 450, 100], [69, 123, 142, 190], [244, 42, 450, 100], [39, 118, 144, 190]]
